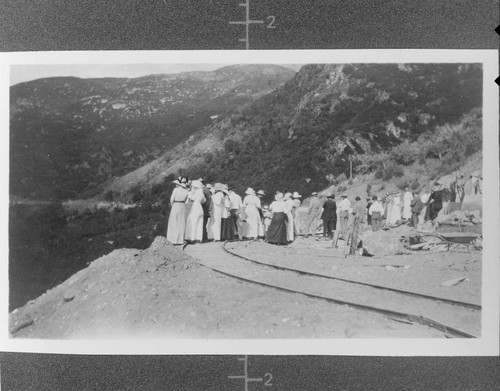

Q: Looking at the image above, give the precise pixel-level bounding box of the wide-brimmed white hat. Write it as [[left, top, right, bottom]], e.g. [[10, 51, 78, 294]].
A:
[[292, 191, 302, 198], [172, 179, 186, 188], [257, 189, 265, 196], [191, 180, 204, 189], [245, 187, 256, 195]]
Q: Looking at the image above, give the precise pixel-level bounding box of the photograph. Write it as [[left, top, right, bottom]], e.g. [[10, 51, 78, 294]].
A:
[[2, 51, 497, 354]]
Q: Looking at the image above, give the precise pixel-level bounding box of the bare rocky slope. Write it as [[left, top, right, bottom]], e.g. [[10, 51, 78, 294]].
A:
[[10, 64, 296, 199], [101, 63, 482, 200]]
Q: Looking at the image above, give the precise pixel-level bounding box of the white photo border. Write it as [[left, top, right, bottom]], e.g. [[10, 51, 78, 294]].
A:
[[0, 49, 498, 355]]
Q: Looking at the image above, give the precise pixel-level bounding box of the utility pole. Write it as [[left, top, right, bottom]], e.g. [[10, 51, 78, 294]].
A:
[[348, 155, 354, 180]]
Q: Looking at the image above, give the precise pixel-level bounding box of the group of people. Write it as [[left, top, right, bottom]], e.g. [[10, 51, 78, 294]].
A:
[[166, 177, 304, 246], [166, 174, 471, 247], [308, 181, 464, 244]]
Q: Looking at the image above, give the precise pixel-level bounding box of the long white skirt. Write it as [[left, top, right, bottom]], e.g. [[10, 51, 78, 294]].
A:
[[184, 201, 204, 242], [208, 204, 223, 241], [166, 202, 186, 244], [242, 204, 260, 239]]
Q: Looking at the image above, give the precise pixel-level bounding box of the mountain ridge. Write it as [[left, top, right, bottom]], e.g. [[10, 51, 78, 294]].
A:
[[10, 64, 296, 199], [101, 63, 482, 199]]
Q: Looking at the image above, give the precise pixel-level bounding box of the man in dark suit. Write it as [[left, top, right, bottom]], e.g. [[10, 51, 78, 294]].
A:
[[199, 178, 212, 242], [320, 194, 337, 239]]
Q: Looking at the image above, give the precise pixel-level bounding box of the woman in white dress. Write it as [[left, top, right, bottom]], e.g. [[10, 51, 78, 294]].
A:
[[291, 192, 302, 236], [166, 178, 189, 245], [241, 188, 261, 240], [184, 180, 206, 243], [208, 183, 227, 241], [283, 192, 295, 243], [402, 187, 413, 220], [388, 192, 402, 225]]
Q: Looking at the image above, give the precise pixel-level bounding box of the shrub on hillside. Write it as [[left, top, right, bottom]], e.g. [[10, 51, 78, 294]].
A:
[[382, 161, 404, 181], [396, 178, 410, 190], [334, 173, 347, 185], [390, 141, 419, 166]]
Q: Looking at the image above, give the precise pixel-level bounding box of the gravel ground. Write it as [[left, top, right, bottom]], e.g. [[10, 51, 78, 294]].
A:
[[9, 237, 449, 339]]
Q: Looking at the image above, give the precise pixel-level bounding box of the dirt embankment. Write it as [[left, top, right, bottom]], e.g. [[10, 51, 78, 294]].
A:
[[10, 237, 447, 339]]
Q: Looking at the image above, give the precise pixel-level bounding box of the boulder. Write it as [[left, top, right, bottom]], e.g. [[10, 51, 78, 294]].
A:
[[359, 229, 404, 256]]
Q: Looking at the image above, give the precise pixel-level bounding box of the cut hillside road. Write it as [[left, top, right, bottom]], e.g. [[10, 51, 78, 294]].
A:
[[10, 237, 449, 339], [186, 240, 480, 338]]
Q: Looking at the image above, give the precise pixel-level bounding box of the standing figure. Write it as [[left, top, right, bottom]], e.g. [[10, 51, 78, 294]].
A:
[[441, 185, 452, 216], [208, 183, 227, 241], [283, 192, 295, 243], [349, 196, 365, 255], [220, 185, 236, 241], [305, 192, 323, 238], [184, 180, 206, 243], [336, 194, 351, 240], [320, 194, 337, 239], [388, 192, 402, 225], [228, 185, 243, 239], [166, 178, 189, 245], [428, 185, 443, 221], [409, 192, 424, 228], [402, 187, 413, 220], [384, 194, 393, 226], [291, 192, 302, 236], [368, 196, 384, 232], [366, 197, 373, 226], [200, 180, 212, 242], [266, 192, 289, 245], [241, 188, 262, 240], [262, 205, 272, 237], [420, 189, 431, 222], [256, 190, 266, 239], [455, 174, 466, 203]]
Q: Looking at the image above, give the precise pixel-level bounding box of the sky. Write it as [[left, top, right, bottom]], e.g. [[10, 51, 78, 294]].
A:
[[9, 63, 228, 86]]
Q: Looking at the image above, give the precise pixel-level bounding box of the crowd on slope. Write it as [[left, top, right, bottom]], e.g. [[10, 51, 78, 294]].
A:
[[166, 177, 305, 246], [165, 173, 480, 247]]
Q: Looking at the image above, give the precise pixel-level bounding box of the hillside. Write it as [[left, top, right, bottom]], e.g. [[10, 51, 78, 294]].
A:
[[10, 64, 296, 200], [102, 63, 482, 200]]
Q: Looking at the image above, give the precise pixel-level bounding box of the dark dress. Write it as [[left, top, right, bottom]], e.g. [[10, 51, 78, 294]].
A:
[[366, 201, 373, 226], [201, 188, 212, 242], [267, 212, 288, 245], [221, 216, 237, 241], [428, 190, 443, 221]]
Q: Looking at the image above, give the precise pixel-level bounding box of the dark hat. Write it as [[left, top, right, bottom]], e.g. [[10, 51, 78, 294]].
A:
[[355, 196, 361, 201], [372, 195, 378, 201]]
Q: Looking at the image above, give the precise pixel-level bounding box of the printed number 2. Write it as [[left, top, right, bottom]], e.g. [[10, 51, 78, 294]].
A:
[[264, 373, 273, 386], [267, 16, 276, 28]]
